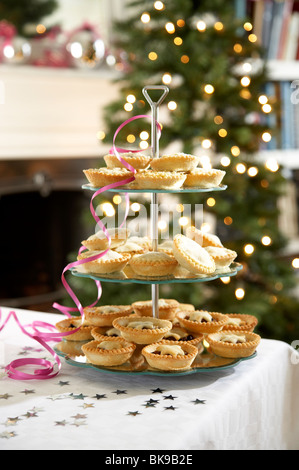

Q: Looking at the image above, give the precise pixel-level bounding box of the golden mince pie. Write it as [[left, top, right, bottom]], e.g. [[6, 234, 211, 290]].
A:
[[82, 338, 136, 366], [183, 168, 226, 188], [177, 310, 228, 334], [91, 326, 121, 341], [150, 153, 200, 172], [114, 241, 147, 257], [222, 314, 258, 333], [206, 331, 261, 358], [83, 305, 133, 327], [55, 318, 93, 342], [126, 236, 152, 251], [142, 340, 198, 371], [158, 240, 174, 256], [163, 326, 204, 346], [132, 299, 180, 320], [134, 170, 186, 190], [82, 228, 130, 251], [173, 234, 215, 275], [77, 250, 130, 274], [83, 168, 134, 188], [112, 316, 172, 344], [104, 152, 152, 170], [204, 246, 237, 269], [186, 226, 223, 248], [129, 251, 178, 277]]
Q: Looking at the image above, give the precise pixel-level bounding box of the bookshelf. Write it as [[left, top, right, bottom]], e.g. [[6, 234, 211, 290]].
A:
[[245, 0, 299, 252]]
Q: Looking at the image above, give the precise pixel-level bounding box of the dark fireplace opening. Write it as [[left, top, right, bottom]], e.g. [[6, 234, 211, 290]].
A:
[[0, 158, 97, 312]]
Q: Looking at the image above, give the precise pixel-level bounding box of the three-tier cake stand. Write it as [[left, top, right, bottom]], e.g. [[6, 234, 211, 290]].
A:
[[55, 86, 249, 376]]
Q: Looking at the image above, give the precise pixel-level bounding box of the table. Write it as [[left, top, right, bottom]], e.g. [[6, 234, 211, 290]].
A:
[[1, 307, 299, 451]]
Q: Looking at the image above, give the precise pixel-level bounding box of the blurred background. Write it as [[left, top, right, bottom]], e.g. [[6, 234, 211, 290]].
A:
[[1, 0, 299, 343]]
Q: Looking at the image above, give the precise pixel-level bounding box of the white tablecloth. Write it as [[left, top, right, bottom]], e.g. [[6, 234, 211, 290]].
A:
[[1, 307, 299, 451]]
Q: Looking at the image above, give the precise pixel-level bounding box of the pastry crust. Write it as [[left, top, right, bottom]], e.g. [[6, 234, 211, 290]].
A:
[[83, 168, 134, 187], [173, 234, 216, 274], [142, 340, 198, 371], [83, 305, 133, 327], [184, 169, 226, 188], [186, 226, 223, 248], [55, 318, 93, 342], [204, 246, 237, 268], [112, 316, 172, 344], [206, 330, 260, 358], [114, 241, 147, 257], [177, 310, 228, 334], [158, 240, 174, 255], [82, 228, 130, 251], [150, 153, 200, 172], [104, 152, 152, 170], [129, 251, 178, 277], [134, 170, 186, 190], [91, 326, 122, 341], [81, 338, 136, 366], [77, 250, 130, 274], [132, 299, 180, 320], [222, 314, 258, 332], [126, 236, 152, 251], [163, 326, 204, 346]]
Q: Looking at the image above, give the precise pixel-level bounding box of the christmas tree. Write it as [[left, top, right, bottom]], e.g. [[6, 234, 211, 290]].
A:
[[0, 0, 58, 36], [93, 0, 299, 343]]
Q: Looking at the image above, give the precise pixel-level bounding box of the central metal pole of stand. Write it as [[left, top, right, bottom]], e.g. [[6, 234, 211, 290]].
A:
[[142, 85, 169, 318]]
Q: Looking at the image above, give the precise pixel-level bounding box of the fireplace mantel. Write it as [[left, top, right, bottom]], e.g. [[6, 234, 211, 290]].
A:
[[0, 65, 119, 159]]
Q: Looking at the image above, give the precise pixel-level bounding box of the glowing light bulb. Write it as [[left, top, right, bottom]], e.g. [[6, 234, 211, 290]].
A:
[[236, 163, 246, 174], [165, 22, 175, 34], [261, 236, 272, 246], [218, 128, 227, 137], [231, 146, 240, 157], [179, 216, 189, 226], [262, 103, 272, 113], [265, 158, 279, 172], [126, 94, 136, 103], [124, 103, 133, 112], [168, 101, 177, 110], [202, 139, 212, 149], [240, 76, 251, 87], [243, 22, 253, 31], [207, 197, 216, 207], [131, 202, 141, 212], [221, 156, 231, 167], [196, 20, 206, 31], [102, 202, 115, 217], [141, 12, 150, 23], [140, 131, 149, 140], [162, 73, 172, 84], [127, 134, 135, 143], [258, 95, 268, 105], [292, 258, 299, 268], [204, 84, 214, 94], [214, 22, 224, 31], [113, 195, 122, 205], [154, 1, 164, 10], [148, 51, 158, 61], [235, 288, 245, 300], [220, 277, 231, 284], [262, 132, 272, 142], [244, 244, 254, 255], [174, 37, 183, 45], [248, 166, 258, 177]]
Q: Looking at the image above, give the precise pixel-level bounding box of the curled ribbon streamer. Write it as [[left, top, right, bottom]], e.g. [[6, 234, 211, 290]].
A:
[[0, 309, 62, 380], [0, 114, 161, 380]]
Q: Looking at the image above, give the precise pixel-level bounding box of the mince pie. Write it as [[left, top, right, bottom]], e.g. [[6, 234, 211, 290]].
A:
[[77, 250, 130, 274], [83, 168, 134, 187], [183, 168, 226, 188], [186, 226, 223, 248], [173, 234, 216, 274], [142, 340, 198, 371], [83, 305, 133, 327], [177, 310, 228, 334], [206, 330, 261, 358], [81, 338, 136, 366], [204, 246, 237, 269], [129, 251, 178, 277], [55, 318, 93, 342], [132, 299, 180, 320], [134, 170, 186, 190], [104, 152, 152, 170], [222, 314, 258, 332], [82, 228, 130, 251], [150, 153, 200, 172], [112, 316, 172, 344]]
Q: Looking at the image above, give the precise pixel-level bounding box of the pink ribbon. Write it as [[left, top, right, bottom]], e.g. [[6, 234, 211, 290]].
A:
[[0, 113, 161, 380]]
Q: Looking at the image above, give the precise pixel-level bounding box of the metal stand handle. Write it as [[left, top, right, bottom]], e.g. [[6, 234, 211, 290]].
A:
[[142, 85, 169, 318]]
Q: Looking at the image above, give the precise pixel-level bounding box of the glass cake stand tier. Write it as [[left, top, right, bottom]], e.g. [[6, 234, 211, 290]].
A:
[[54, 341, 256, 377], [82, 183, 227, 194], [71, 262, 242, 285]]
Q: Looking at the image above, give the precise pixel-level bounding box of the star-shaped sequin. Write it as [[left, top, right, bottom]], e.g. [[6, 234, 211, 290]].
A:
[[57, 381, 69, 387], [81, 403, 94, 409], [4, 417, 21, 426], [0, 394, 12, 400], [191, 399, 206, 405], [55, 420, 67, 426], [164, 406, 177, 411], [70, 393, 87, 400], [151, 388, 165, 394], [113, 390, 127, 395], [72, 414, 87, 420], [20, 389, 35, 395], [163, 394, 177, 400], [93, 394, 107, 400], [127, 411, 141, 416], [0, 431, 17, 439]]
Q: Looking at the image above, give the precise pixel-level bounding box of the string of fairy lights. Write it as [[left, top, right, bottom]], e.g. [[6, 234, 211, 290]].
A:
[[97, 1, 299, 299]]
